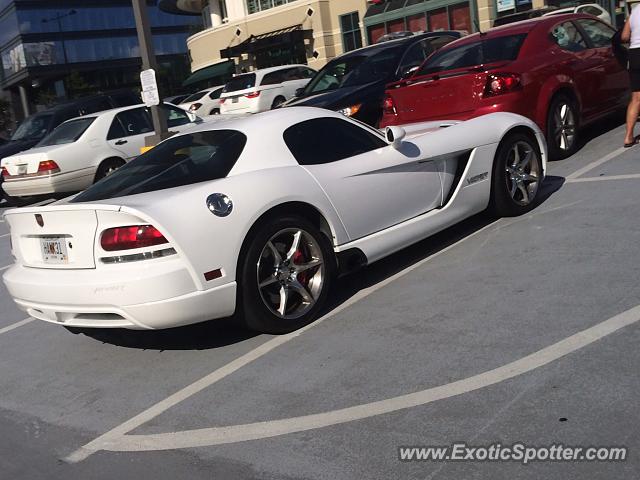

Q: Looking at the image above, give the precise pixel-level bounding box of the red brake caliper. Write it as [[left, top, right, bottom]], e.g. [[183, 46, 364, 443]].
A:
[[292, 250, 309, 286]]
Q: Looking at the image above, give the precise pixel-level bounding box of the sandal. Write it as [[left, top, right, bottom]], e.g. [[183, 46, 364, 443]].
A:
[[624, 135, 640, 148]]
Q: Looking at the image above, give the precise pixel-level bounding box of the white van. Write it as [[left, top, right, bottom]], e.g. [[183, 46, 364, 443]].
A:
[[220, 64, 316, 114]]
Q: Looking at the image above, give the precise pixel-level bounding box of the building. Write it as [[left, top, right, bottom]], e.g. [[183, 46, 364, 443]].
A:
[[0, 0, 201, 120], [159, 0, 371, 85]]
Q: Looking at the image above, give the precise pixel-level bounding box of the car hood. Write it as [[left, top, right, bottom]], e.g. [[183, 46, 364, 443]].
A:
[[284, 81, 385, 110], [0, 139, 40, 161]]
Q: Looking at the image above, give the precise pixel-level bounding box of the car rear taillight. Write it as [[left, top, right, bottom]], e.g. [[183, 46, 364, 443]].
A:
[[245, 91, 261, 99], [382, 95, 397, 115], [37, 160, 60, 174], [1, 166, 8, 177], [100, 225, 168, 251], [189, 103, 202, 111], [485, 73, 521, 96], [220, 98, 226, 104]]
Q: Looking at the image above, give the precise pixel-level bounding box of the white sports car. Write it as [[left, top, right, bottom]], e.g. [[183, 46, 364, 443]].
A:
[[2, 107, 546, 334]]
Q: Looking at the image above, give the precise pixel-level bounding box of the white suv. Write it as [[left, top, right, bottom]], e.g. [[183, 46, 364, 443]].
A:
[[220, 65, 315, 114]]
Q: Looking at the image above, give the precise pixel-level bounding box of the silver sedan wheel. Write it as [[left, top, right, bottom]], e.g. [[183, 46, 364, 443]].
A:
[[552, 102, 576, 152], [257, 228, 325, 320], [505, 140, 540, 206]]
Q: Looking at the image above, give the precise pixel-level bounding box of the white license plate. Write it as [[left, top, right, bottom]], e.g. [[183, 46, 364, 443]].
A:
[[17, 164, 27, 175], [40, 237, 69, 264], [232, 97, 239, 103]]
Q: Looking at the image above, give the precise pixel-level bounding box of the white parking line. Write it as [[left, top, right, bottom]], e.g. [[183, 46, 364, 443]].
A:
[[566, 147, 626, 180], [0, 233, 10, 238], [95, 303, 640, 454], [0, 264, 12, 271], [0, 318, 34, 336]]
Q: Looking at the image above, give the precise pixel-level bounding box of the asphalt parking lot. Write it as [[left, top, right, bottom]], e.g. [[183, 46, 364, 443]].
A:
[[1, 116, 639, 479]]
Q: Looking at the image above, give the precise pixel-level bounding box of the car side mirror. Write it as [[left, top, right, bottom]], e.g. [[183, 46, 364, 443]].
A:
[[401, 65, 420, 79], [386, 126, 406, 149]]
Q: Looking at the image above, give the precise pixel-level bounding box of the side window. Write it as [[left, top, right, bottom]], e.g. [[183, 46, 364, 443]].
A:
[[160, 105, 191, 128], [577, 18, 614, 48], [111, 108, 153, 138], [299, 67, 315, 79], [107, 117, 126, 140], [281, 68, 300, 81], [283, 117, 387, 165], [399, 41, 429, 76], [261, 71, 284, 86], [580, 5, 602, 16], [208, 88, 223, 99], [428, 35, 458, 52], [551, 22, 587, 52]]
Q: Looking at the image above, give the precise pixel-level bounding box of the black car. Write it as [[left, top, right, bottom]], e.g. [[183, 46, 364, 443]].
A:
[[0, 90, 139, 165], [284, 31, 463, 126]]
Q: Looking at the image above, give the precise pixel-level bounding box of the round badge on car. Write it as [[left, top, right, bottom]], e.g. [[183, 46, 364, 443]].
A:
[[206, 193, 233, 217]]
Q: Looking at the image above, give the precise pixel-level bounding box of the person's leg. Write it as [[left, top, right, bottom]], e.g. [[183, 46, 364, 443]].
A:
[[624, 91, 640, 145]]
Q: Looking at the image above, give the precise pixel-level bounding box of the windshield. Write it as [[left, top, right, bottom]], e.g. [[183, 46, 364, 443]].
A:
[[303, 47, 403, 95], [10, 113, 53, 141], [182, 91, 208, 103], [72, 130, 247, 202], [36, 117, 95, 147], [223, 74, 257, 94], [417, 34, 527, 76]]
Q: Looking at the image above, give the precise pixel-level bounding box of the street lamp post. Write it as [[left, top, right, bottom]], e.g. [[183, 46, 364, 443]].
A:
[[131, 0, 169, 146]]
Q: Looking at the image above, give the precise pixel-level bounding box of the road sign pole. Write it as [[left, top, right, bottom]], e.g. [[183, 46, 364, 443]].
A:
[[131, 0, 170, 147]]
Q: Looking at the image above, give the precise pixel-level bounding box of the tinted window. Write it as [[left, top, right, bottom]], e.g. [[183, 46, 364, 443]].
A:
[[262, 70, 284, 86], [551, 22, 587, 52], [304, 46, 404, 94], [73, 130, 247, 202], [418, 34, 527, 76], [182, 91, 208, 103], [580, 5, 602, 16], [107, 117, 126, 140], [577, 18, 614, 48], [10, 113, 53, 141], [208, 88, 223, 99], [284, 118, 387, 165], [111, 108, 153, 138], [223, 73, 257, 93], [36, 118, 95, 147], [161, 105, 191, 128]]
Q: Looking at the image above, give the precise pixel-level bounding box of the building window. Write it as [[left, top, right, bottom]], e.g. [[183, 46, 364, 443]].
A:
[[246, 0, 295, 15], [340, 12, 362, 53]]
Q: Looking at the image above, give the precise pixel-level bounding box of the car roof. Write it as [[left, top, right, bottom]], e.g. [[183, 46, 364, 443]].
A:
[[335, 30, 463, 59], [234, 64, 311, 78]]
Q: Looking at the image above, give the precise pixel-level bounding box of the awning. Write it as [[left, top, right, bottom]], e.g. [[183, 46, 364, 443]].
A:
[[221, 25, 312, 58], [182, 60, 235, 87]]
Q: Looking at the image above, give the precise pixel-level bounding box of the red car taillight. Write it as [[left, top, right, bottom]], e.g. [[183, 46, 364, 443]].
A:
[[100, 225, 168, 251], [382, 95, 397, 115], [220, 98, 226, 104], [37, 160, 60, 174], [485, 73, 521, 96], [1, 166, 8, 177], [245, 91, 261, 99], [189, 103, 202, 111]]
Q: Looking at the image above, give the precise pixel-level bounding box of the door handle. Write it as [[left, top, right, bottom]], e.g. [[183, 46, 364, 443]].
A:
[[115, 139, 128, 145]]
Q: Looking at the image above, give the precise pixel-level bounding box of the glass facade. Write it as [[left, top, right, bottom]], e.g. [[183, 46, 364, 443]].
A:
[[246, 0, 298, 15], [0, 1, 200, 85]]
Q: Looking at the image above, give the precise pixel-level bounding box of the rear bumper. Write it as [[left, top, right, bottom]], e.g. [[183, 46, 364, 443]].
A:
[[3, 262, 237, 329], [2, 169, 94, 197]]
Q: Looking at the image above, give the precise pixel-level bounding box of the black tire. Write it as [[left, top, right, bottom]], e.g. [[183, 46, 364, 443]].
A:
[[94, 158, 125, 183], [210, 108, 220, 115], [1, 190, 28, 207], [546, 94, 579, 160], [237, 215, 335, 334], [271, 96, 286, 109], [490, 132, 543, 217]]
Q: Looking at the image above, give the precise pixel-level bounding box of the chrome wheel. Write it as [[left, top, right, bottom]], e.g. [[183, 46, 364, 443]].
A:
[[504, 141, 540, 206], [257, 228, 325, 320], [552, 102, 576, 152]]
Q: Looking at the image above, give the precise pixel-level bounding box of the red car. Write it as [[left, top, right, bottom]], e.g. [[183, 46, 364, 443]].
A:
[[381, 14, 628, 159]]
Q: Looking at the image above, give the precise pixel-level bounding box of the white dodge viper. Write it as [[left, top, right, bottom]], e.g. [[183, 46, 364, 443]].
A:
[[2, 107, 546, 333]]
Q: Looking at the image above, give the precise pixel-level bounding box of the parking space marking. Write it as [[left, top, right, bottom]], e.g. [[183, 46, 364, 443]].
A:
[[80, 303, 640, 456], [0, 233, 9, 238], [0, 318, 34, 336], [566, 147, 626, 180], [567, 173, 640, 184]]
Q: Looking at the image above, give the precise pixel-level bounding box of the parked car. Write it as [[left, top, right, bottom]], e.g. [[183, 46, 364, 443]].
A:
[[284, 31, 463, 126], [0, 91, 140, 166], [0, 103, 201, 202], [493, 7, 560, 27], [220, 65, 316, 114], [376, 31, 415, 43], [381, 14, 628, 159], [543, 3, 612, 25], [178, 86, 225, 115], [165, 94, 190, 106], [2, 107, 545, 333]]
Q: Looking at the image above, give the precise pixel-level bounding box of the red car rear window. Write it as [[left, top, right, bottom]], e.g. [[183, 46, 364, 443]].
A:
[[417, 33, 527, 76]]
